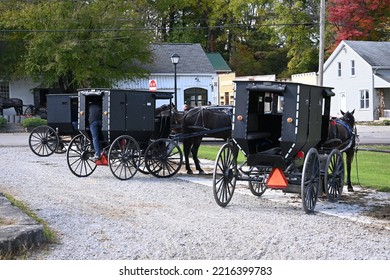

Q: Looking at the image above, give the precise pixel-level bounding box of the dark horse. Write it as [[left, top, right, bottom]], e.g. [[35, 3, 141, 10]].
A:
[[155, 104, 185, 134], [325, 110, 357, 192], [182, 107, 232, 174], [0, 97, 23, 115]]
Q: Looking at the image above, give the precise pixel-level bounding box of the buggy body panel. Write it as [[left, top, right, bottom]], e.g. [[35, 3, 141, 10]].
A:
[[78, 89, 173, 148], [46, 93, 78, 135], [233, 81, 334, 168]]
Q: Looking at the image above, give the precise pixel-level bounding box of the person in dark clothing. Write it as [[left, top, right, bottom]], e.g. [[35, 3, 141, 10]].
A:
[[88, 100, 102, 160]]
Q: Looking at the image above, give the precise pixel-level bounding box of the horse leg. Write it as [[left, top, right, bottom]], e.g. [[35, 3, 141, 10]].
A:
[[15, 106, 22, 115], [345, 149, 355, 192], [191, 137, 205, 175], [183, 138, 193, 174]]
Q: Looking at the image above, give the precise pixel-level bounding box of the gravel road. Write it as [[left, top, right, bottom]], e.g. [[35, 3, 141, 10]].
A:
[[0, 146, 389, 260]]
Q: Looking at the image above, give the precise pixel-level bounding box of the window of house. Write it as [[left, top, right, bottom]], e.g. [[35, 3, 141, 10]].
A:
[[0, 81, 10, 99], [351, 60, 355, 76], [337, 62, 341, 77], [360, 89, 369, 109]]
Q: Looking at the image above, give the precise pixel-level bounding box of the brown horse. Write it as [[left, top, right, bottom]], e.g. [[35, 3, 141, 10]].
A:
[[182, 107, 232, 174], [0, 97, 23, 115], [325, 110, 356, 192]]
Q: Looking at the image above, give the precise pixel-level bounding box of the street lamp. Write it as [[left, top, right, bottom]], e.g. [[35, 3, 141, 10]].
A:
[[170, 53, 180, 107]]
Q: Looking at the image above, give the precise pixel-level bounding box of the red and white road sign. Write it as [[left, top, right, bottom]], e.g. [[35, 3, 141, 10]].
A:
[[149, 79, 157, 92]]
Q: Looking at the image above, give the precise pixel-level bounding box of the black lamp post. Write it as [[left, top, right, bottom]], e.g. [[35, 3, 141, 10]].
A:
[[170, 53, 180, 107]]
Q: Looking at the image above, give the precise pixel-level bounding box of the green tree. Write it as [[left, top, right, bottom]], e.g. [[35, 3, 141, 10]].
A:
[[0, 0, 152, 92], [273, 0, 320, 76]]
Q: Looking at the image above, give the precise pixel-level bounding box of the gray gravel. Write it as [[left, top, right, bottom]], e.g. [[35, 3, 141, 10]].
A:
[[0, 146, 389, 260]]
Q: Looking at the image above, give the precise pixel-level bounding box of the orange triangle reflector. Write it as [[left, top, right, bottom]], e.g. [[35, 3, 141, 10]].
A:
[[266, 168, 288, 189]]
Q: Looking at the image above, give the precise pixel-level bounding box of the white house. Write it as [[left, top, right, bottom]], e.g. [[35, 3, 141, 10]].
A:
[[116, 43, 218, 109], [323, 40, 390, 121]]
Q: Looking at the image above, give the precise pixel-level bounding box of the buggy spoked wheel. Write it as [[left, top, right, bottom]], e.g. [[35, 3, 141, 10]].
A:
[[213, 143, 237, 207], [28, 125, 59, 157], [66, 134, 96, 177], [24, 105, 34, 116], [248, 167, 267, 197], [324, 149, 344, 202], [144, 139, 183, 178], [301, 148, 321, 214], [108, 135, 140, 180], [137, 151, 149, 175]]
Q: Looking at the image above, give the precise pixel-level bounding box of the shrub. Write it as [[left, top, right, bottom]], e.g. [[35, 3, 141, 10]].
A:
[[382, 119, 390, 126], [21, 117, 47, 128], [0, 117, 7, 128]]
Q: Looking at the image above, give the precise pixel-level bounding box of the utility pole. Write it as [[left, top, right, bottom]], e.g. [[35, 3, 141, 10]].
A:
[[318, 0, 325, 86]]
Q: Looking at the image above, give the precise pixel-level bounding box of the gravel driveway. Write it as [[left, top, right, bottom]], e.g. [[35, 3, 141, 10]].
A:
[[0, 146, 389, 260]]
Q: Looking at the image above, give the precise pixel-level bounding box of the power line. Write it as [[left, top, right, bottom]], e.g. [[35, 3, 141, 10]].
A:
[[0, 22, 319, 34], [0, 21, 388, 34]]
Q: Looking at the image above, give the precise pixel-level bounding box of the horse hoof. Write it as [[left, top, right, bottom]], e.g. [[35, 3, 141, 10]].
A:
[[198, 170, 205, 175], [187, 170, 193, 175], [348, 187, 354, 192]]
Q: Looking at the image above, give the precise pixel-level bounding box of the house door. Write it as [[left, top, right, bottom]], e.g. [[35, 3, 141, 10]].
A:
[[184, 87, 207, 108], [340, 91, 347, 112]]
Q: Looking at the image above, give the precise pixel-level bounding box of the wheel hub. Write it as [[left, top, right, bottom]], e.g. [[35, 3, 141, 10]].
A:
[[224, 168, 234, 182]]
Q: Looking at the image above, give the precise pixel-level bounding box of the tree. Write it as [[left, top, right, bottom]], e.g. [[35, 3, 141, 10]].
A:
[[272, 0, 320, 76], [0, 0, 153, 92], [327, 0, 390, 51]]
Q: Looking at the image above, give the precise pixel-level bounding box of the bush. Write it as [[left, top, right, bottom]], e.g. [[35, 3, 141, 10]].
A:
[[382, 119, 390, 126], [21, 117, 47, 128], [0, 117, 7, 128]]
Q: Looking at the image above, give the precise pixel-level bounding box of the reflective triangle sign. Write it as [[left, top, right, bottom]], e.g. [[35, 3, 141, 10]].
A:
[[266, 168, 288, 189]]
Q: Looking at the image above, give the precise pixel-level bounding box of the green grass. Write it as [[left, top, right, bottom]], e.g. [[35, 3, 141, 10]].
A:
[[3, 193, 57, 242], [196, 144, 390, 192], [351, 146, 390, 192]]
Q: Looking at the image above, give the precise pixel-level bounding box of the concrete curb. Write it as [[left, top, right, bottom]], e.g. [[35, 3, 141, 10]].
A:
[[0, 193, 45, 257]]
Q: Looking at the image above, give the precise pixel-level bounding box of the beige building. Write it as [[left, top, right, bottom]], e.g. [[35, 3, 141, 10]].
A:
[[291, 72, 318, 85], [218, 73, 236, 105], [218, 74, 278, 105]]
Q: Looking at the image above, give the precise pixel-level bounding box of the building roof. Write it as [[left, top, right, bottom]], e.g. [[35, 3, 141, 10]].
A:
[[146, 43, 216, 74], [345, 40, 390, 67], [206, 53, 231, 73]]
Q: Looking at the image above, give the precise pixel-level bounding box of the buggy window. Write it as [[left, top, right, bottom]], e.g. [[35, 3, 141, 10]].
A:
[[249, 92, 283, 115]]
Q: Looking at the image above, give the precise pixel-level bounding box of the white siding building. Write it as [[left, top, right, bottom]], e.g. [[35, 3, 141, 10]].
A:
[[323, 40, 390, 121], [116, 43, 218, 109]]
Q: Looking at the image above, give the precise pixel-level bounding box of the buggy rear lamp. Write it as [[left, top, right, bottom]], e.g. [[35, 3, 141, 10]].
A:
[[266, 168, 288, 189], [287, 117, 293, 123], [80, 111, 84, 116], [237, 115, 243, 121], [296, 150, 305, 159], [104, 111, 108, 116]]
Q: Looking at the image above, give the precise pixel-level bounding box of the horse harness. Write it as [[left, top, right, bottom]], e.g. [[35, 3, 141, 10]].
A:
[[329, 118, 356, 152], [186, 107, 208, 130]]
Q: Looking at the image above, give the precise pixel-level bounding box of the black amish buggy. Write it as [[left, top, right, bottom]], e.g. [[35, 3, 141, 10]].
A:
[[28, 93, 78, 156], [66, 89, 183, 180], [212, 81, 346, 214]]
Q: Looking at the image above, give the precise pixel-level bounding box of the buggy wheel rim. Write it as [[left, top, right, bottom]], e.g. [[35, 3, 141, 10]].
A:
[[66, 134, 96, 177], [213, 143, 237, 207]]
